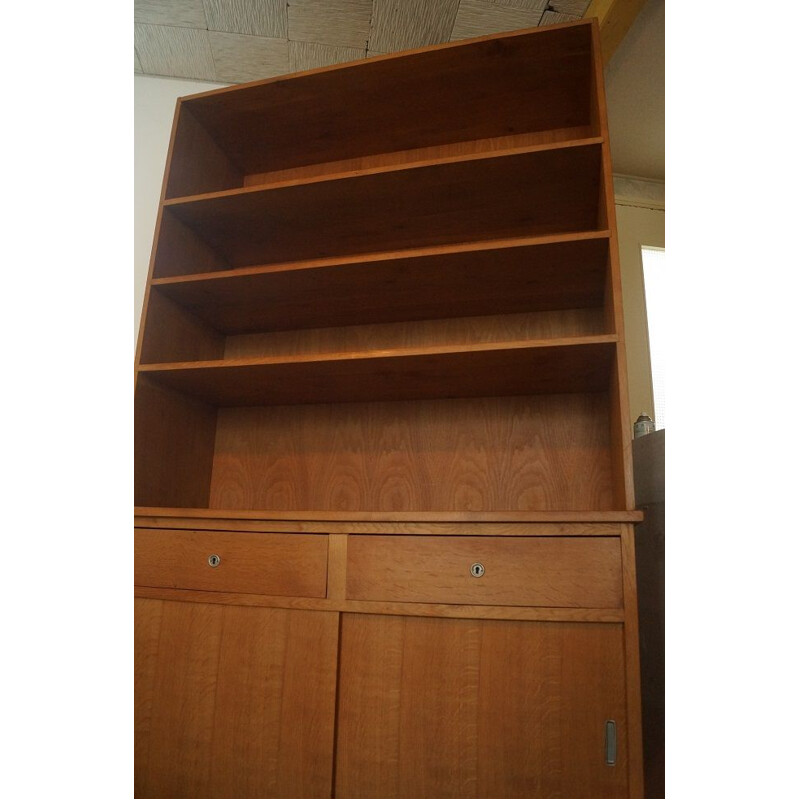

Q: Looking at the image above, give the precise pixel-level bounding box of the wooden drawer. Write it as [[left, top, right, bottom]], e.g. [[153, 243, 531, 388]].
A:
[[346, 535, 622, 608], [134, 528, 328, 598]]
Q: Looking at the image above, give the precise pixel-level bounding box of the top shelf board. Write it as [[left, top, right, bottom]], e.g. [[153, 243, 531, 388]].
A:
[[165, 21, 597, 198]]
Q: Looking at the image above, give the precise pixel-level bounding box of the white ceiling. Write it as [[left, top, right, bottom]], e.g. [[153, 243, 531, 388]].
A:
[[134, 0, 664, 181]]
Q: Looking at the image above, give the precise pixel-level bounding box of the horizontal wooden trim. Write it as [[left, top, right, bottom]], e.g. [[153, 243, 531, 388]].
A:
[[139, 334, 618, 373], [162, 137, 605, 207], [150, 230, 612, 288], [133, 585, 626, 623], [135, 507, 644, 523], [134, 518, 627, 536]]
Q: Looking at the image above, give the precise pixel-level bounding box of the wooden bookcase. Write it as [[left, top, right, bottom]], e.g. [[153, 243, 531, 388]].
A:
[[135, 19, 644, 799]]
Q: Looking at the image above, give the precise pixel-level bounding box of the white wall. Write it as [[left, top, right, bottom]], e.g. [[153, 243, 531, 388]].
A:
[[134, 75, 228, 341]]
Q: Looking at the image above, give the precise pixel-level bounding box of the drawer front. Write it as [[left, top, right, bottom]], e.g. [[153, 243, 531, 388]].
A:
[[346, 535, 622, 608], [135, 528, 328, 598]]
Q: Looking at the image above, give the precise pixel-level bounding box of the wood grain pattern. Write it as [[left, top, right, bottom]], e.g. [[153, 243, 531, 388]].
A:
[[165, 104, 244, 200], [224, 309, 608, 360], [209, 393, 614, 511], [154, 233, 610, 338], [620, 523, 644, 798], [135, 599, 339, 798], [346, 535, 622, 607], [134, 375, 217, 508], [138, 288, 225, 365], [136, 599, 224, 798], [140, 338, 617, 407], [152, 207, 229, 278], [134, 598, 164, 799], [134, 528, 329, 597], [242, 126, 596, 187], [182, 22, 593, 182], [134, 507, 643, 523], [209, 606, 338, 798], [335, 615, 629, 798], [163, 143, 603, 267], [326, 533, 348, 599], [134, 514, 628, 534], [135, 586, 627, 622]]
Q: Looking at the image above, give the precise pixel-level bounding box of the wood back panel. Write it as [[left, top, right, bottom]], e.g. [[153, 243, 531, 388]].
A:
[[224, 309, 608, 361], [179, 23, 593, 187], [335, 614, 628, 798], [134, 376, 217, 508], [154, 234, 611, 336], [164, 144, 602, 268], [209, 394, 614, 512], [346, 535, 622, 608], [138, 289, 225, 365], [134, 528, 328, 597]]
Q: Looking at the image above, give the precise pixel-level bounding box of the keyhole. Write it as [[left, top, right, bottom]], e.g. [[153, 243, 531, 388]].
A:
[[470, 562, 485, 578], [208, 554, 221, 567]]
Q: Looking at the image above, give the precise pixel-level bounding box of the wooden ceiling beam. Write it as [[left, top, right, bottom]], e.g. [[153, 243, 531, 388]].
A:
[[585, 0, 648, 63]]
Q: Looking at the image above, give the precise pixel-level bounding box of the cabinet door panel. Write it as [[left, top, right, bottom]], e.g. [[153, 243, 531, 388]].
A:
[[135, 599, 339, 798], [335, 614, 628, 799]]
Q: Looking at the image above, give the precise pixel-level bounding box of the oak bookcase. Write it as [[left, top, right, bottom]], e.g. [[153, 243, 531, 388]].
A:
[[135, 18, 644, 799]]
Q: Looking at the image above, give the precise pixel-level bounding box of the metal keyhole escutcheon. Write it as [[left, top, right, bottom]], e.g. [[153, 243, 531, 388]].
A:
[[470, 562, 485, 578], [208, 554, 221, 567]]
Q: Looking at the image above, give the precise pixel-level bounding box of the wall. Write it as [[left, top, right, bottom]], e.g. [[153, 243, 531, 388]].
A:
[[134, 76, 664, 428], [613, 176, 666, 425], [134, 75, 228, 341]]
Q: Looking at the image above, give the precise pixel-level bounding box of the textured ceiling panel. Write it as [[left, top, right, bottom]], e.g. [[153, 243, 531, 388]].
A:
[[134, 0, 208, 28], [135, 23, 216, 80], [540, 10, 581, 26], [208, 31, 289, 82], [289, 40, 365, 73], [203, 0, 288, 38], [450, 0, 545, 41], [550, 1, 591, 14], [135, 49, 143, 73], [288, 0, 373, 49], [369, 0, 460, 52]]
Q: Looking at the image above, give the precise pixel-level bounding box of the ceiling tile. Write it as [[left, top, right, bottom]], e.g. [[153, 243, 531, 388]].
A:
[[369, 0, 460, 53], [203, 0, 288, 37], [450, 0, 545, 42], [539, 10, 581, 26], [208, 31, 289, 83], [289, 41, 365, 73], [134, 0, 208, 28], [135, 23, 216, 80], [549, 1, 591, 15], [288, 0, 372, 49], [489, 0, 548, 9], [135, 48, 143, 73]]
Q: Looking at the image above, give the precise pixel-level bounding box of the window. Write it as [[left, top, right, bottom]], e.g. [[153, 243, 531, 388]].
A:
[[641, 246, 665, 430]]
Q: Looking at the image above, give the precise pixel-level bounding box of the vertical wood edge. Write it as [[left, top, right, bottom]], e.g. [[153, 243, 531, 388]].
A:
[[135, 98, 186, 378], [620, 523, 644, 797], [326, 534, 348, 601]]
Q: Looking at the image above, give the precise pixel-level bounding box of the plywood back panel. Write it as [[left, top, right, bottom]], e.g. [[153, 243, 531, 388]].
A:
[[224, 309, 607, 361], [209, 393, 614, 512], [134, 376, 218, 508]]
